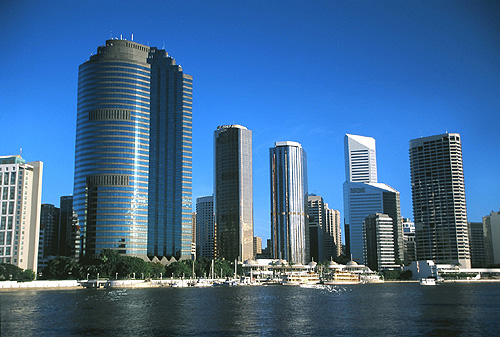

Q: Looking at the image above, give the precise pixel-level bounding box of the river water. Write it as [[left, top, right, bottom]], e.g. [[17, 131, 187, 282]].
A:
[[1, 282, 499, 336]]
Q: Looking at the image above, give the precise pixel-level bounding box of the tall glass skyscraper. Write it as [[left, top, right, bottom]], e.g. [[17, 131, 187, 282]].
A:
[[410, 133, 470, 268], [75, 39, 193, 259], [147, 48, 193, 260], [214, 125, 253, 262], [270, 141, 308, 264]]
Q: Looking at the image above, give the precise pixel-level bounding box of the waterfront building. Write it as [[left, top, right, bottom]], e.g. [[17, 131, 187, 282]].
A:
[[75, 38, 192, 259], [214, 125, 253, 262], [196, 196, 215, 260], [482, 209, 500, 264], [409, 133, 470, 268], [270, 141, 308, 264], [0, 155, 43, 273], [147, 47, 193, 260], [308, 195, 325, 262], [59, 196, 80, 259], [402, 218, 416, 263], [38, 204, 60, 270], [363, 213, 397, 271], [343, 134, 403, 264], [468, 222, 491, 267], [325, 206, 342, 259], [254, 236, 262, 257]]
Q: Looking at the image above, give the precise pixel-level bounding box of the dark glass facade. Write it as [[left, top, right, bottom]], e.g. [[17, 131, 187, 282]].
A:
[[147, 48, 193, 259], [214, 125, 253, 262], [74, 39, 150, 256]]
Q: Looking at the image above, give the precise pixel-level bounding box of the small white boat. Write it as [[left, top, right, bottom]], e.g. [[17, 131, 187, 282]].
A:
[[420, 278, 436, 286]]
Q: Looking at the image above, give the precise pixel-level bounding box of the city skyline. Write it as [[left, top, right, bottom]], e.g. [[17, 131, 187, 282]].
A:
[[2, 1, 500, 242]]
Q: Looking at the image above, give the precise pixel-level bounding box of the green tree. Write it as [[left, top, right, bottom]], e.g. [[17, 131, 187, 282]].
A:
[[42, 257, 82, 280], [150, 262, 166, 278], [116, 256, 152, 279], [0, 263, 36, 281]]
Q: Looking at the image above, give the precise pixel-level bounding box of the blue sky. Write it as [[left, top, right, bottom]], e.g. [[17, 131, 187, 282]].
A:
[[1, 1, 499, 243]]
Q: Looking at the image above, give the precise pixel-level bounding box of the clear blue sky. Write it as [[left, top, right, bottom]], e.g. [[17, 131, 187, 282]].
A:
[[2, 1, 499, 243]]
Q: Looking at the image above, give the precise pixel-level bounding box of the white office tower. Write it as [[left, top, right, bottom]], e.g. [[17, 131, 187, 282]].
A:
[[196, 196, 215, 260], [343, 134, 403, 264], [363, 213, 397, 271], [345, 134, 377, 183], [0, 155, 43, 274]]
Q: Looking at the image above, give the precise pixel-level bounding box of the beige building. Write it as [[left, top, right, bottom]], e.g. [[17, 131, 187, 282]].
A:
[[0, 155, 43, 274], [483, 209, 500, 264], [253, 236, 262, 257]]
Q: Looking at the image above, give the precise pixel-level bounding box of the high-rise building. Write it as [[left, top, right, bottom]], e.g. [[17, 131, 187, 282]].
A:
[[363, 213, 397, 271], [482, 209, 500, 265], [270, 141, 308, 264], [75, 38, 192, 258], [344, 134, 377, 184], [38, 204, 60, 270], [253, 236, 262, 256], [147, 48, 193, 260], [402, 218, 416, 263], [308, 195, 325, 262], [409, 133, 470, 268], [196, 196, 215, 260], [343, 134, 403, 264], [325, 205, 342, 259], [59, 196, 80, 259], [468, 221, 491, 267], [0, 155, 43, 273], [214, 125, 253, 262]]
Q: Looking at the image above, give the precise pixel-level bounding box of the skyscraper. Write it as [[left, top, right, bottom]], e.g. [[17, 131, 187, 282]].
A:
[[409, 133, 470, 268], [343, 134, 403, 263], [324, 206, 342, 259], [214, 125, 253, 262], [363, 213, 396, 271], [196, 195, 215, 260], [270, 141, 308, 264], [308, 195, 325, 262], [59, 196, 80, 259], [0, 155, 43, 273], [482, 209, 500, 265], [147, 47, 193, 260], [75, 38, 192, 258]]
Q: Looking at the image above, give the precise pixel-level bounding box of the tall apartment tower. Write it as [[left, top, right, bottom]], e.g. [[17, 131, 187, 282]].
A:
[[214, 125, 253, 262], [75, 38, 192, 258], [270, 141, 308, 264], [196, 196, 215, 260], [409, 133, 470, 268], [343, 134, 403, 263], [147, 47, 193, 260], [0, 155, 43, 273]]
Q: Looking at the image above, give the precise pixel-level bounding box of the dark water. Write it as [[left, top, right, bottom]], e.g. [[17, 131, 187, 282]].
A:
[[1, 283, 500, 336]]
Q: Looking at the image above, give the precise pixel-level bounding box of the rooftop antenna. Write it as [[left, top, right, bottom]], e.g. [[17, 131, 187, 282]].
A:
[[131, 33, 134, 41], [120, 34, 123, 40], [162, 42, 165, 49], [109, 31, 112, 39], [19, 148, 22, 156]]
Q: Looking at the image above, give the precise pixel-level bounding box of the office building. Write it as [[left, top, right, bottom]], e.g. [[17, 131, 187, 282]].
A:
[[38, 204, 60, 270], [0, 155, 43, 273], [308, 195, 325, 262], [59, 196, 80, 259], [409, 133, 470, 268], [196, 196, 215, 260], [148, 47, 193, 260], [214, 125, 253, 262], [402, 218, 416, 263], [343, 134, 403, 264], [325, 206, 342, 259], [270, 141, 308, 264], [363, 213, 396, 271], [483, 209, 500, 265], [75, 38, 192, 258], [468, 221, 491, 267], [254, 236, 262, 256]]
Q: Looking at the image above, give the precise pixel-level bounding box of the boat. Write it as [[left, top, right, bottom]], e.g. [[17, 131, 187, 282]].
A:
[[281, 271, 320, 286], [420, 277, 437, 286], [323, 270, 361, 285]]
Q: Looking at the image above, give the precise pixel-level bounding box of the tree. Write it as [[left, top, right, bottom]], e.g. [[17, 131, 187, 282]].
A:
[[116, 256, 152, 279], [150, 262, 166, 278], [0, 263, 36, 281], [42, 257, 82, 280]]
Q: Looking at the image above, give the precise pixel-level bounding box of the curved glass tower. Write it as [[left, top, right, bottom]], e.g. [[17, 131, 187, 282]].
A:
[[74, 39, 150, 256], [270, 141, 308, 264]]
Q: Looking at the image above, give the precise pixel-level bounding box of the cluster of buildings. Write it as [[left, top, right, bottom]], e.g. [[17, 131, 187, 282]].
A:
[[1, 37, 500, 278]]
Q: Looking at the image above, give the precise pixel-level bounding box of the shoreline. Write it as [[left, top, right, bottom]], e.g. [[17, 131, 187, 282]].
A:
[[2, 278, 500, 291]]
